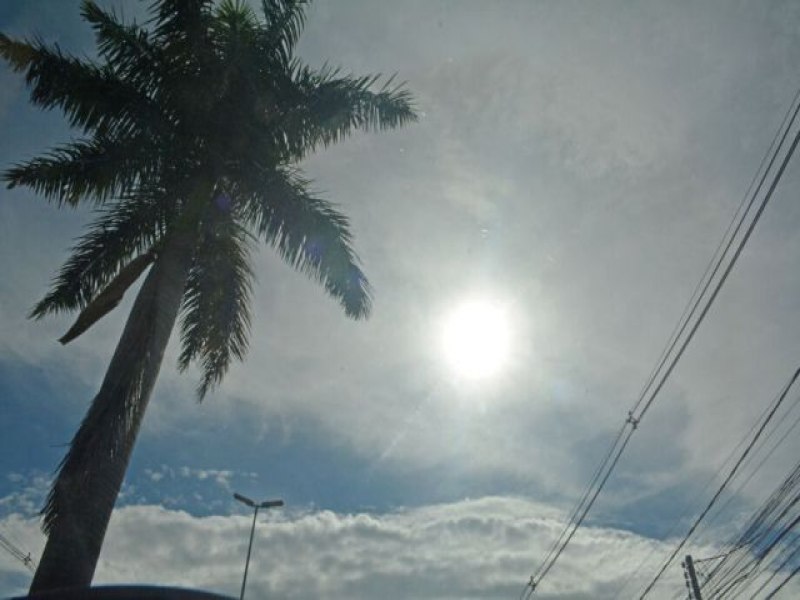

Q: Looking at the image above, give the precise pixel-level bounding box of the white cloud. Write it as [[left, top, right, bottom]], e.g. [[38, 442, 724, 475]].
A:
[[145, 469, 165, 483], [0, 473, 50, 519], [0, 496, 734, 599], [175, 467, 255, 493]]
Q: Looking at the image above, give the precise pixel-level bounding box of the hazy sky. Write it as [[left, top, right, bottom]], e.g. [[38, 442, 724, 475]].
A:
[[2, 1, 800, 598]]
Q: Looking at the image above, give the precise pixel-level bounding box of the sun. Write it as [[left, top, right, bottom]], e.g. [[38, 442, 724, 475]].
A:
[[441, 299, 511, 379]]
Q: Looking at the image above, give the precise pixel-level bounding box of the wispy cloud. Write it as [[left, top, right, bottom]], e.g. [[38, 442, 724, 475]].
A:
[[142, 464, 257, 492], [179, 467, 235, 492]]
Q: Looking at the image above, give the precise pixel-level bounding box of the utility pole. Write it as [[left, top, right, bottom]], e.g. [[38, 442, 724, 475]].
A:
[[682, 555, 703, 600]]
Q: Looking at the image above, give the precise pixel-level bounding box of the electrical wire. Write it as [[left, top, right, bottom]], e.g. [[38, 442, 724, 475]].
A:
[[720, 530, 800, 599], [694, 394, 800, 547], [529, 420, 628, 582], [0, 531, 36, 572], [637, 367, 800, 598], [744, 538, 800, 598], [689, 452, 800, 597], [612, 87, 800, 599], [629, 81, 800, 419], [708, 491, 800, 598], [645, 383, 800, 596], [635, 99, 800, 422], [703, 457, 800, 593], [764, 560, 800, 598], [610, 385, 792, 599], [521, 85, 800, 598], [536, 427, 637, 588]]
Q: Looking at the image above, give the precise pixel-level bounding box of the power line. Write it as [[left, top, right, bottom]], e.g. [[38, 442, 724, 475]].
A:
[[610, 384, 796, 599], [612, 85, 800, 599], [629, 387, 800, 598], [662, 399, 800, 599], [634, 90, 800, 422], [521, 85, 800, 598], [701, 456, 800, 598], [528, 420, 629, 583], [534, 426, 637, 592], [744, 539, 800, 598], [0, 531, 36, 572], [637, 366, 800, 597], [692, 391, 800, 549], [636, 379, 800, 598], [764, 560, 800, 598]]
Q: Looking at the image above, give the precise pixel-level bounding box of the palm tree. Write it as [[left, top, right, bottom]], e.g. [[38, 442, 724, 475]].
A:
[[1, 0, 415, 592]]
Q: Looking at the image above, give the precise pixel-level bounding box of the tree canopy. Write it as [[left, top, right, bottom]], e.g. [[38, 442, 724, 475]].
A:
[[1, 1, 416, 590], [2, 0, 416, 397]]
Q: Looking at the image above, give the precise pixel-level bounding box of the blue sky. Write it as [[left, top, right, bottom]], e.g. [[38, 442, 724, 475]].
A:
[[2, 1, 800, 598]]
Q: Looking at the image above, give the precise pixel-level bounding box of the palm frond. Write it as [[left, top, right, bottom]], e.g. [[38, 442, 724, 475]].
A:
[[216, 0, 258, 28], [0, 32, 35, 69], [238, 167, 371, 319], [29, 189, 172, 319], [147, 0, 222, 125], [208, 0, 261, 93], [4, 134, 159, 206], [80, 1, 165, 95], [260, 0, 309, 65], [273, 64, 417, 160], [149, 0, 214, 50], [58, 250, 155, 344], [0, 33, 161, 138], [178, 203, 253, 398]]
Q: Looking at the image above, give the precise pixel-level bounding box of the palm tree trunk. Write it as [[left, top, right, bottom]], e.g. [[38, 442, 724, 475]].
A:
[[29, 210, 200, 593]]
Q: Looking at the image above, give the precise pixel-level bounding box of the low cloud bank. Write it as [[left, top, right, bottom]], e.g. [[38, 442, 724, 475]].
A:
[[1, 495, 697, 599]]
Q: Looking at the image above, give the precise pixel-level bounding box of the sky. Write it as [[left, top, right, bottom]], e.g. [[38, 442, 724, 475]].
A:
[[2, 0, 800, 598]]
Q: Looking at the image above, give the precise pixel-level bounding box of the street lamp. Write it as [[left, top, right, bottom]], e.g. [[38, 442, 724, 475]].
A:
[[233, 492, 284, 600]]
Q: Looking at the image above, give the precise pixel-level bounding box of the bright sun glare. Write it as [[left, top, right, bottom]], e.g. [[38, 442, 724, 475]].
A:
[[441, 299, 511, 379]]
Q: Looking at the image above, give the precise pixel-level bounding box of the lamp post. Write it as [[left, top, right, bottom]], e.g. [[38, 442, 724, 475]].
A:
[[233, 493, 284, 600]]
